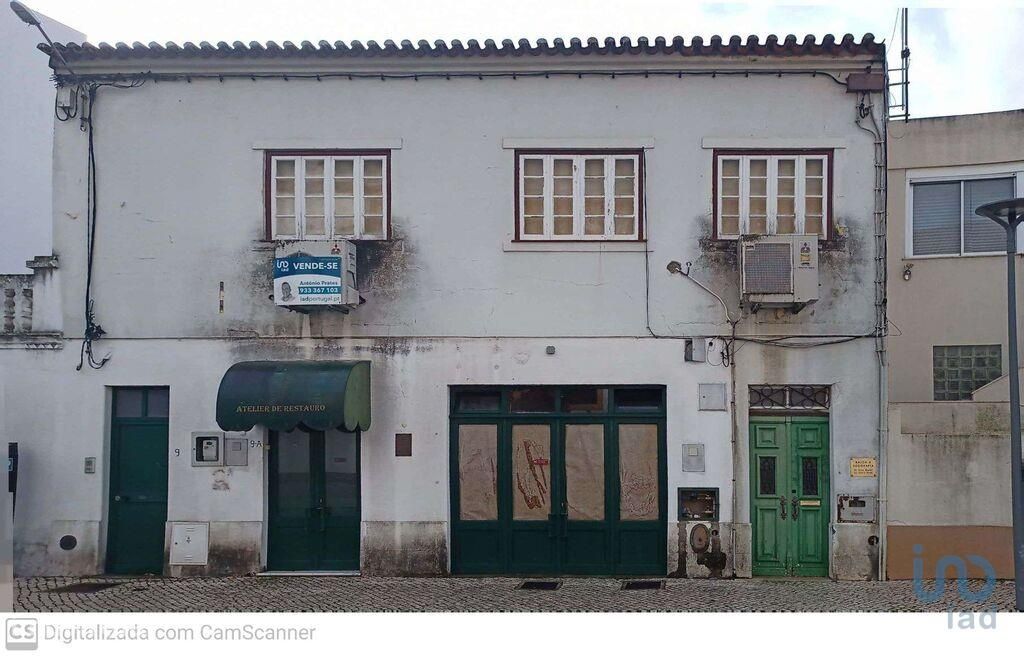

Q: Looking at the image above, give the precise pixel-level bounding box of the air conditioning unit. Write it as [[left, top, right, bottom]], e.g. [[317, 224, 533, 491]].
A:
[[739, 235, 819, 308], [273, 240, 359, 309]]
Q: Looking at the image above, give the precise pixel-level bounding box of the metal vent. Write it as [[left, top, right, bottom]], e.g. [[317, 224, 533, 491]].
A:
[[743, 242, 792, 294], [621, 580, 665, 590], [517, 580, 561, 591]]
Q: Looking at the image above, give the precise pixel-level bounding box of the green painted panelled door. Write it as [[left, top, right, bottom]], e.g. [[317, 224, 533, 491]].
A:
[[107, 388, 169, 575], [450, 387, 667, 576], [268, 429, 360, 571], [750, 417, 829, 577]]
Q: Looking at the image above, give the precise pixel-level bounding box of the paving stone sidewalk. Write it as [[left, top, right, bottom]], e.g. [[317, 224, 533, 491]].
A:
[[14, 576, 1016, 612]]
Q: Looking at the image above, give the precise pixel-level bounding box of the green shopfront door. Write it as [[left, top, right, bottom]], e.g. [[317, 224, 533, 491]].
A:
[[268, 428, 360, 571], [750, 417, 829, 577], [450, 387, 667, 576]]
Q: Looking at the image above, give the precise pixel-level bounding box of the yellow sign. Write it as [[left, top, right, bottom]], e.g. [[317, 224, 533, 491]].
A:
[[849, 457, 877, 478], [799, 499, 821, 507]]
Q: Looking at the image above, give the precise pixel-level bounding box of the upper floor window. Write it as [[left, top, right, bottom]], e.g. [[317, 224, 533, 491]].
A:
[[267, 151, 389, 240], [909, 176, 1016, 257], [516, 151, 643, 240], [715, 151, 831, 239]]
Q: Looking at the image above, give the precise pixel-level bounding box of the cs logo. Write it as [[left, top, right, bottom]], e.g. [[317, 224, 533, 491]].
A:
[[5, 618, 37, 650]]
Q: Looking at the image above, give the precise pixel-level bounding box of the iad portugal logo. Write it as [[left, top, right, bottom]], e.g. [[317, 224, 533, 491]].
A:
[[5, 618, 37, 650], [912, 544, 998, 629]]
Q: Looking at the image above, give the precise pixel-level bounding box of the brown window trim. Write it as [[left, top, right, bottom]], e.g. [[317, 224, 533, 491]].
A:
[[513, 148, 646, 242], [711, 148, 835, 242], [263, 148, 392, 241]]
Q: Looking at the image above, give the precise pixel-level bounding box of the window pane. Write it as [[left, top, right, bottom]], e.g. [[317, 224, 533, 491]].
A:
[[512, 424, 551, 520], [363, 159, 383, 177], [563, 387, 608, 412], [585, 217, 604, 235], [115, 389, 144, 418], [805, 216, 823, 236], [458, 425, 498, 520], [275, 216, 296, 236], [455, 390, 502, 412], [146, 388, 169, 417], [565, 425, 604, 520], [276, 160, 295, 177], [721, 158, 739, 177], [523, 217, 543, 235], [305, 215, 326, 235], [305, 159, 324, 176], [553, 178, 573, 196], [585, 159, 604, 176], [305, 196, 324, 215], [523, 158, 543, 176], [721, 216, 739, 235], [364, 177, 383, 196], [964, 177, 1014, 253], [335, 197, 354, 216], [364, 198, 384, 215], [618, 424, 658, 521], [334, 159, 353, 176], [614, 217, 635, 235], [759, 457, 776, 495], [614, 387, 663, 411], [554, 216, 573, 235], [276, 178, 295, 195], [749, 159, 767, 177], [553, 159, 573, 176], [334, 216, 355, 236], [806, 159, 823, 176], [525, 178, 544, 195], [510, 387, 557, 413], [364, 216, 384, 237], [722, 178, 740, 196], [615, 159, 635, 176], [275, 197, 295, 217], [722, 198, 739, 217], [912, 182, 961, 255], [801, 457, 819, 496]]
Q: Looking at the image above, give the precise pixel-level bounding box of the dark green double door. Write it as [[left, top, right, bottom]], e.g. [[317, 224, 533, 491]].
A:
[[750, 417, 829, 577], [452, 419, 666, 575], [268, 429, 360, 571]]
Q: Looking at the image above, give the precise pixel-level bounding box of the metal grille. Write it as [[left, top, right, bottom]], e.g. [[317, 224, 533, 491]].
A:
[[743, 242, 792, 294], [621, 580, 665, 590], [749, 385, 830, 410], [517, 580, 561, 590]]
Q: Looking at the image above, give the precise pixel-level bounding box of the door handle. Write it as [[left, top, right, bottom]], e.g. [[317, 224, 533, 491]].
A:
[[792, 498, 800, 520], [779, 495, 787, 520]]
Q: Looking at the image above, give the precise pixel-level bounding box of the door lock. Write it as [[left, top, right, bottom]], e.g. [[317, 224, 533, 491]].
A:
[[779, 495, 787, 520]]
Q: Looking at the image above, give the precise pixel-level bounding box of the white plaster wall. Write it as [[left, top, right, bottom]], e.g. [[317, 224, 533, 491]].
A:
[[49, 73, 880, 341], [6, 57, 885, 575], [0, 11, 83, 273]]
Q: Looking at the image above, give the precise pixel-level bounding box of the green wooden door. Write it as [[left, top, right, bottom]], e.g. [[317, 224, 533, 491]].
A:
[[268, 429, 360, 571], [451, 386, 666, 576], [107, 388, 169, 575], [750, 417, 829, 577]]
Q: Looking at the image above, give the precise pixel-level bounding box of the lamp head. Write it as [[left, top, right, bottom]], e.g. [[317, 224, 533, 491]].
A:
[[976, 198, 1024, 227], [9, 1, 40, 26]]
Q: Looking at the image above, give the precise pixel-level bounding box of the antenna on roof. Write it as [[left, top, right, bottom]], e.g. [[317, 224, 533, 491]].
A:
[[888, 7, 910, 121]]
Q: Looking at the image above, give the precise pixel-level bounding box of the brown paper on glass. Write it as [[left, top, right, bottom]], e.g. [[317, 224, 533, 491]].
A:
[[458, 424, 498, 520], [565, 424, 605, 520], [512, 424, 551, 520], [619, 424, 659, 520]]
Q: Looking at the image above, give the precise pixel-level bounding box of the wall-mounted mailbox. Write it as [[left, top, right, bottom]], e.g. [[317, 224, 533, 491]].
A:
[[837, 494, 877, 523], [223, 436, 248, 467], [678, 487, 719, 521], [191, 432, 223, 467]]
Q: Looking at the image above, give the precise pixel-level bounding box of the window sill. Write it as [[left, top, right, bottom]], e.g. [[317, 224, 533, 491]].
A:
[[504, 239, 647, 253], [903, 252, 1016, 261]]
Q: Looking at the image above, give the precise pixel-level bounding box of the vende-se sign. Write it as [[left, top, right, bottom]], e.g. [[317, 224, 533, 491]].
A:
[[274, 255, 342, 306]]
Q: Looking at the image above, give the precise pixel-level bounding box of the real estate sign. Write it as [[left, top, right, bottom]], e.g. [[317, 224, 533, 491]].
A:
[[274, 255, 342, 306]]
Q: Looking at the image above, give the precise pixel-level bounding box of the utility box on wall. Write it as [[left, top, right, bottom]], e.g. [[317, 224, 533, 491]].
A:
[[837, 495, 877, 523], [169, 522, 209, 566]]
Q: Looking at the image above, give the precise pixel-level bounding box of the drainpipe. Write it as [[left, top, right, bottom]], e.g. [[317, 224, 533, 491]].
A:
[[728, 319, 741, 576]]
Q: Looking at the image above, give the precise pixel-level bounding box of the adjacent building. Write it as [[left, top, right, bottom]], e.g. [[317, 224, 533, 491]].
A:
[[1, 34, 888, 579], [886, 109, 1024, 579]]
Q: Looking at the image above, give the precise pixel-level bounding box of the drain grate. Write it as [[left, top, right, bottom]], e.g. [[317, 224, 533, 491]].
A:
[[517, 580, 562, 591], [47, 582, 122, 594], [621, 580, 665, 591]]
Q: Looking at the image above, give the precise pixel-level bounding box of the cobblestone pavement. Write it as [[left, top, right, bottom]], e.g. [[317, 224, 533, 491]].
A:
[[14, 576, 1016, 612]]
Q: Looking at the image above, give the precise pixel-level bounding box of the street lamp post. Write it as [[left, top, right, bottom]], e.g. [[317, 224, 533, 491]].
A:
[[976, 198, 1024, 612]]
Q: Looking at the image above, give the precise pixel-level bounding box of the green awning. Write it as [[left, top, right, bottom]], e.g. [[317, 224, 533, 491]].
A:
[[216, 360, 371, 432]]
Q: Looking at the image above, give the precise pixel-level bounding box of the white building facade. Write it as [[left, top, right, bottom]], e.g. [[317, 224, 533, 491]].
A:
[[0, 34, 888, 580]]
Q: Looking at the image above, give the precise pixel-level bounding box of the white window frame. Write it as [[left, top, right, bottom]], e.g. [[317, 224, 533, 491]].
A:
[[905, 163, 1024, 259], [269, 153, 389, 240], [715, 152, 830, 240], [516, 152, 642, 241]]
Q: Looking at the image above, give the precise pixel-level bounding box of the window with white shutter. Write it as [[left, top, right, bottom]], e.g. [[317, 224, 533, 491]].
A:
[[909, 176, 1015, 256], [268, 152, 389, 240], [516, 151, 643, 240]]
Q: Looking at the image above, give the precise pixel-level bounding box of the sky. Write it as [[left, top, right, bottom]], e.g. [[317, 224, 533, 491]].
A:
[[15, 0, 1024, 118]]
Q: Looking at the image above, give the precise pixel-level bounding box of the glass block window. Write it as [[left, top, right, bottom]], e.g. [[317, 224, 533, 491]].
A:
[[517, 151, 642, 240], [716, 152, 831, 239], [933, 345, 1002, 400], [270, 153, 389, 240]]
